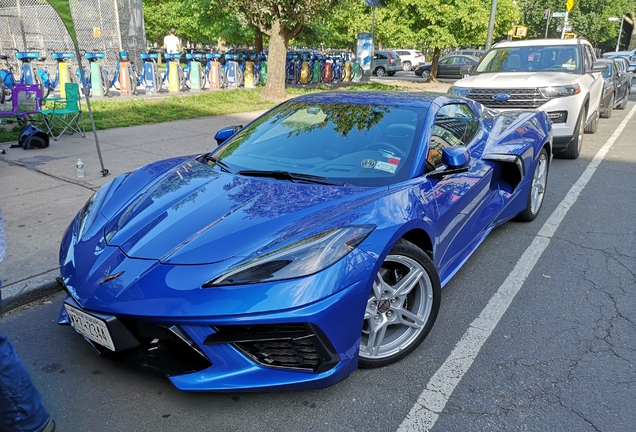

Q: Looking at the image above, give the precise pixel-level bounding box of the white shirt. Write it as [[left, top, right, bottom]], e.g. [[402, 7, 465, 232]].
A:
[[164, 35, 181, 54]]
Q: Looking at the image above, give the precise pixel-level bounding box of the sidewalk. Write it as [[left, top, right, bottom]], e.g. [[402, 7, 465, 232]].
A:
[[0, 110, 266, 312]]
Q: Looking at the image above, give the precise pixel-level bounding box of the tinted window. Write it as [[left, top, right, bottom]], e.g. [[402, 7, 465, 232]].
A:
[[427, 104, 478, 171], [211, 101, 429, 187]]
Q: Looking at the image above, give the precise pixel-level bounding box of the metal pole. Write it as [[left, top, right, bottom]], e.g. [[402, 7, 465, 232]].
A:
[[616, 16, 624, 52], [73, 46, 109, 177], [561, 12, 568, 39], [545, 15, 550, 38], [485, 0, 498, 51]]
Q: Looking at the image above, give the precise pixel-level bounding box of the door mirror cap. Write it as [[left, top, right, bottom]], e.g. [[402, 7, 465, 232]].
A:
[[442, 146, 470, 169], [459, 64, 475, 76], [214, 125, 243, 146], [591, 61, 608, 73]]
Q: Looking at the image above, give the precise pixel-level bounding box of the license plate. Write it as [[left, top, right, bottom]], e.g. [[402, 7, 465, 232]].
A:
[[65, 304, 116, 351]]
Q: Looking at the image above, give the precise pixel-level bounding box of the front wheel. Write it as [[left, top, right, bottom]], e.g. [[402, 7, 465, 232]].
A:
[[128, 66, 137, 95], [515, 148, 549, 222], [100, 68, 110, 96], [421, 69, 431, 81], [375, 67, 386, 77], [563, 108, 585, 159], [178, 66, 187, 90], [358, 239, 441, 369]]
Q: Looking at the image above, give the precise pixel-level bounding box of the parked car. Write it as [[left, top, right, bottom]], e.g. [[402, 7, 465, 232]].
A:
[[414, 54, 479, 80], [597, 58, 630, 118], [602, 47, 636, 63], [371, 50, 402, 76], [450, 38, 607, 160], [57, 90, 551, 391], [603, 55, 634, 81], [448, 49, 485, 59], [394, 49, 426, 71]]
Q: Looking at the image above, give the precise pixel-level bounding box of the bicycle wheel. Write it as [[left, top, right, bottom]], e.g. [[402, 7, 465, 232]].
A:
[[198, 66, 206, 90], [100, 68, 110, 96], [32, 69, 47, 98], [128, 65, 137, 95], [0, 77, 5, 105], [177, 66, 187, 91], [253, 69, 260, 86], [152, 63, 161, 92]]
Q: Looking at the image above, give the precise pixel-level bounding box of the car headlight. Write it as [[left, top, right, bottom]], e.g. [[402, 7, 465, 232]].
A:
[[77, 179, 114, 240], [448, 86, 471, 97], [539, 84, 580, 99], [204, 225, 375, 287]]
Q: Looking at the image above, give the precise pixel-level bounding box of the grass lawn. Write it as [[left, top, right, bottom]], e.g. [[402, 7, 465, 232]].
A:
[[0, 82, 403, 144]]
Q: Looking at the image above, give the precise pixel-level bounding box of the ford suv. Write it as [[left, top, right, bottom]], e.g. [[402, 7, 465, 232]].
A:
[[449, 38, 607, 159]]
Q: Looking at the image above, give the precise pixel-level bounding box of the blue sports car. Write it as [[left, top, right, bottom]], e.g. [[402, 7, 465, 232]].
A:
[[57, 91, 552, 391]]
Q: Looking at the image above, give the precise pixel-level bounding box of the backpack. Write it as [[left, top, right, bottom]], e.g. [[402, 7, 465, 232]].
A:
[[18, 124, 49, 150]]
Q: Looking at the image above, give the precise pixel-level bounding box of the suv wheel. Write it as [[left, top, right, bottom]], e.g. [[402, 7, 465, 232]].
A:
[[402, 61, 411, 71], [375, 67, 386, 77], [601, 94, 613, 118], [563, 108, 585, 159]]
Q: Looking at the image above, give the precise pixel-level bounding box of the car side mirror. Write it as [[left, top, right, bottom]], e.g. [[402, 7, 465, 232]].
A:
[[460, 64, 475, 77], [427, 146, 471, 178], [214, 125, 243, 146], [590, 61, 608, 73]]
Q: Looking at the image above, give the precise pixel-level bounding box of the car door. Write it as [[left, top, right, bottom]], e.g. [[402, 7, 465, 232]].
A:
[[422, 103, 499, 284], [437, 57, 454, 79], [447, 57, 468, 80]]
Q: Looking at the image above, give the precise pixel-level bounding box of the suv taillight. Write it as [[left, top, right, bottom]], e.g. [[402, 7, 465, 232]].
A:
[[388, 53, 394, 64]]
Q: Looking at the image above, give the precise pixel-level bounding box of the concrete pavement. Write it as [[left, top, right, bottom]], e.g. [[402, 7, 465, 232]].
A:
[[0, 110, 266, 312]]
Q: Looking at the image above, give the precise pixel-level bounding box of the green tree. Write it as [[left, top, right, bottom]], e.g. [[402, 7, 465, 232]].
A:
[[224, 0, 340, 101]]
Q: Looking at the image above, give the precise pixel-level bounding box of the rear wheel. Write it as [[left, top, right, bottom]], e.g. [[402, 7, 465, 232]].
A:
[[358, 239, 441, 369], [515, 148, 549, 222], [601, 94, 614, 118]]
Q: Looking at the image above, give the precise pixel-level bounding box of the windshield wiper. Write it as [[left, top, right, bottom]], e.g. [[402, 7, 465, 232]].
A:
[[237, 170, 344, 186], [202, 154, 232, 173]]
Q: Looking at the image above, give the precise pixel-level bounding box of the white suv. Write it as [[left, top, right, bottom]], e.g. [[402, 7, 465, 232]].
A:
[[449, 38, 606, 159], [394, 49, 425, 71]]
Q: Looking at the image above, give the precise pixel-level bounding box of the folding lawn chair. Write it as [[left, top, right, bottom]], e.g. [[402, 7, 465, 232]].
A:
[[40, 82, 85, 141]]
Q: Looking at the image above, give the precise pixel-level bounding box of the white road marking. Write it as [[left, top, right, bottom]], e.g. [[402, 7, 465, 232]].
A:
[[398, 104, 636, 432]]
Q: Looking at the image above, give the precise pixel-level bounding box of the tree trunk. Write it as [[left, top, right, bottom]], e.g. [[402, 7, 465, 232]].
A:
[[428, 47, 441, 83], [262, 20, 288, 102], [254, 28, 263, 53], [628, 12, 636, 50]]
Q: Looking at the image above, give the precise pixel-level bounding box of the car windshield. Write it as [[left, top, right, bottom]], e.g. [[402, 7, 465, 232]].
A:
[[209, 101, 428, 187], [476, 46, 581, 74]]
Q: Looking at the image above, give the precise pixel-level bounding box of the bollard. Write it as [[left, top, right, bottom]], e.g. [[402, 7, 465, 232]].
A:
[[90, 61, 103, 96], [344, 61, 352, 82], [190, 61, 201, 90], [208, 61, 220, 89], [168, 61, 180, 92], [244, 61, 254, 89]]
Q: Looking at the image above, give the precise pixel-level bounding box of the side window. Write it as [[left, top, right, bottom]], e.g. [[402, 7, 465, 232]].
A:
[[439, 57, 453, 65], [427, 104, 479, 172]]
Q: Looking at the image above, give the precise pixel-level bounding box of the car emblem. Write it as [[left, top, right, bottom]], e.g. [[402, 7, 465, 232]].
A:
[[378, 299, 391, 313], [361, 158, 376, 169], [492, 93, 511, 101], [101, 269, 125, 284]]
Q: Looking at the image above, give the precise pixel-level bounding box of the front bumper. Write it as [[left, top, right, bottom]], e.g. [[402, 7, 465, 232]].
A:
[[58, 245, 375, 391]]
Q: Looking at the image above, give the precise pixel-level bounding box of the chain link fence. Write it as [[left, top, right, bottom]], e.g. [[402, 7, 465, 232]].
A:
[[0, 0, 146, 76]]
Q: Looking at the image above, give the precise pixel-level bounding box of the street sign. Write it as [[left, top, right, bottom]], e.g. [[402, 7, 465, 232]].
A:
[[552, 12, 566, 17], [556, 25, 573, 32], [544, 9, 551, 20], [566, 0, 575, 12]]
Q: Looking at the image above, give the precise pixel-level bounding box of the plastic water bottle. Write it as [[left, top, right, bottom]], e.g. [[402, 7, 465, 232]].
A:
[[76, 158, 84, 178]]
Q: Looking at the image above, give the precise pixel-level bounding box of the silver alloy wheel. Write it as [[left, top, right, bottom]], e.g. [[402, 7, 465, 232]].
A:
[[530, 151, 548, 215], [359, 254, 434, 361], [421, 69, 430, 80]]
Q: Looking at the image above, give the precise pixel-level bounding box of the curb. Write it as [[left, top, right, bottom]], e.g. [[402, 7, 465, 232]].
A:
[[0, 269, 63, 313]]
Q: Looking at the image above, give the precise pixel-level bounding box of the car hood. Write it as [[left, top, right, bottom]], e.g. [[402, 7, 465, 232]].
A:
[[101, 158, 382, 265], [454, 72, 579, 88]]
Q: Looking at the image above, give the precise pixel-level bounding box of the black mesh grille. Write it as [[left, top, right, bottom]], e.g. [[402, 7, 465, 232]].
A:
[[467, 88, 549, 109], [205, 323, 340, 373]]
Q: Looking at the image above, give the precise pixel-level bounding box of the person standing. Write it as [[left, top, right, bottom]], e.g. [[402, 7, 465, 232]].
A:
[[0, 205, 55, 432], [163, 28, 182, 54]]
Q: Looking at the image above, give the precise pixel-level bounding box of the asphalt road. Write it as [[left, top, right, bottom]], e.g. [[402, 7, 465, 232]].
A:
[[1, 88, 635, 432]]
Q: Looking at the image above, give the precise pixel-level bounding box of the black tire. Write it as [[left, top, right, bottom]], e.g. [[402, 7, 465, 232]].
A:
[[617, 89, 629, 109], [128, 66, 137, 95], [358, 239, 441, 369], [100, 68, 110, 96], [178, 66, 187, 90], [585, 104, 599, 133], [562, 107, 585, 160], [387, 71, 396, 76], [515, 148, 549, 222], [421, 69, 431, 81], [402, 61, 411, 71], [375, 67, 386, 77], [0, 78, 5, 105], [601, 95, 613, 118]]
